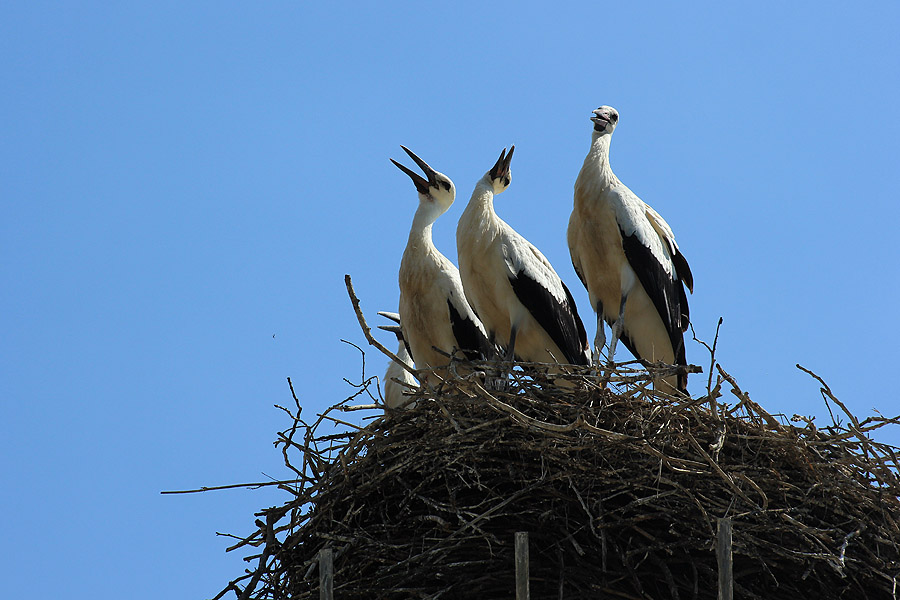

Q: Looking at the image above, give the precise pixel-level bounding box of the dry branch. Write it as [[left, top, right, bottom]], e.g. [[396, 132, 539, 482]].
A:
[[210, 354, 900, 599], [207, 283, 900, 600]]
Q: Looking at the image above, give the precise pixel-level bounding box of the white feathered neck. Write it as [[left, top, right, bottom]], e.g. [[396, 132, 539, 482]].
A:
[[407, 197, 448, 248], [580, 132, 621, 191]]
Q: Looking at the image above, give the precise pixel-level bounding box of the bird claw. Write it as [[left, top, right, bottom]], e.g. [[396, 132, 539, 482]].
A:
[[485, 376, 509, 392], [590, 347, 603, 378]]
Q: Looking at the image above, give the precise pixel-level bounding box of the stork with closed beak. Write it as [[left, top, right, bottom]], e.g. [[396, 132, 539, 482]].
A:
[[393, 146, 493, 384], [377, 311, 417, 409], [568, 105, 694, 393], [457, 146, 591, 370]]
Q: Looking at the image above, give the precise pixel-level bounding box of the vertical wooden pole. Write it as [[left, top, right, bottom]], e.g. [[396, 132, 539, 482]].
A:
[[319, 547, 333, 600], [717, 518, 733, 600], [515, 531, 530, 600]]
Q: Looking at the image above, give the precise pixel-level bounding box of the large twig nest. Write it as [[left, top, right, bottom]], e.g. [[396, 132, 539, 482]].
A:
[[219, 358, 900, 600]]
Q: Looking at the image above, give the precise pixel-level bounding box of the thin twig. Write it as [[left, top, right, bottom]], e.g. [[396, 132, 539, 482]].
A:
[[345, 274, 418, 379]]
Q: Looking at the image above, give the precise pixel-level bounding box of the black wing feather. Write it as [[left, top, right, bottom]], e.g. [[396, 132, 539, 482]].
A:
[[672, 246, 692, 331], [447, 299, 493, 361], [508, 270, 590, 366], [677, 279, 690, 332], [562, 280, 590, 362], [672, 246, 693, 294], [620, 229, 687, 369], [571, 260, 588, 290]]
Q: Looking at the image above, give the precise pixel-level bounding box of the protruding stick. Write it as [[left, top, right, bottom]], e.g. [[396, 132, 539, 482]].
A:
[[319, 548, 333, 600], [515, 531, 530, 600], [717, 518, 733, 600]]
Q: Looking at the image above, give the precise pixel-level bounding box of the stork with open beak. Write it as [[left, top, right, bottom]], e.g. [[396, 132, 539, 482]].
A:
[[457, 146, 591, 370], [377, 311, 417, 409], [568, 105, 694, 393], [393, 146, 493, 384]]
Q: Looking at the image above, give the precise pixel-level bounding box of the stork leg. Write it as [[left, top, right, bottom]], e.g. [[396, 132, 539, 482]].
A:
[[592, 311, 606, 367], [607, 293, 628, 369], [504, 324, 519, 363], [484, 327, 516, 392], [485, 330, 501, 362], [485, 324, 518, 392]]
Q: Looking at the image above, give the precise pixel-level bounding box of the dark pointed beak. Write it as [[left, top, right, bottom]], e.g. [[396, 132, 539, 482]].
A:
[[377, 324, 404, 341], [489, 145, 515, 180], [391, 146, 438, 195], [377, 311, 401, 325]]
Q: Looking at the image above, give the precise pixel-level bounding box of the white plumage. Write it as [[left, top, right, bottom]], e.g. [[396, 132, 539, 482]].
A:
[[568, 106, 693, 392], [377, 311, 417, 409], [393, 146, 492, 384], [457, 147, 590, 368]]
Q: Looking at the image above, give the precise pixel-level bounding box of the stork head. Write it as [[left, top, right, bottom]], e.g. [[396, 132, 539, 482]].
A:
[[487, 145, 514, 195], [391, 146, 455, 213], [591, 105, 619, 136]]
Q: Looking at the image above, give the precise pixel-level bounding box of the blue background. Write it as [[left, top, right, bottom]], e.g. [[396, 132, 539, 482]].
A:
[[3, 3, 898, 597]]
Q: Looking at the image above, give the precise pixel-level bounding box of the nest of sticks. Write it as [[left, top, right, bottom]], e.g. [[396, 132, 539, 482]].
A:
[[212, 281, 900, 600]]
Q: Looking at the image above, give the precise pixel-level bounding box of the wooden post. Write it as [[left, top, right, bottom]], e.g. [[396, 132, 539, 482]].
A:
[[319, 547, 333, 600], [515, 531, 530, 600], [717, 518, 733, 600]]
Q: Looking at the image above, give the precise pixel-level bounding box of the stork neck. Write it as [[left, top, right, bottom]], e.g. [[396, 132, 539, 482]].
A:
[[466, 178, 496, 215], [408, 202, 442, 246], [587, 134, 617, 184]]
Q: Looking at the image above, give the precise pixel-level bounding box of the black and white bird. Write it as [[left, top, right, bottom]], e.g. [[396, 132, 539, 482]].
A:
[[568, 106, 693, 392], [457, 146, 591, 368], [392, 146, 493, 384], [377, 311, 417, 409]]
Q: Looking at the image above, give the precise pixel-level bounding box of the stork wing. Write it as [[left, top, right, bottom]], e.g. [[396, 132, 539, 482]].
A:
[[644, 204, 693, 295], [642, 204, 692, 331], [504, 239, 590, 366], [446, 296, 494, 360], [612, 192, 687, 366]]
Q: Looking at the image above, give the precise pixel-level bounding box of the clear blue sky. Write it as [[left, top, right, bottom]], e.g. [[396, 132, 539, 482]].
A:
[[3, 2, 898, 598]]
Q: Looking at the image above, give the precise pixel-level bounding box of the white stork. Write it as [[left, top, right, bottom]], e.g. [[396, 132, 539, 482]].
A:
[[457, 146, 591, 369], [392, 146, 493, 384], [568, 105, 694, 392], [377, 311, 417, 409]]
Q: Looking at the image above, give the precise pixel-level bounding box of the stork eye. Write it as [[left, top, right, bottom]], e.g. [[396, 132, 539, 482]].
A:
[[611, 113, 618, 122], [442, 181, 451, 191], [503, 176, 510, 186]]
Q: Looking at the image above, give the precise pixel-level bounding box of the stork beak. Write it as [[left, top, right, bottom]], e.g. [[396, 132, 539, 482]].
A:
[[489, 145, 515, 180], [377, 311, 401, 325], [377, 324, 404, 342], [591, 108, 611, 129], [391, 146, 438, 195]]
